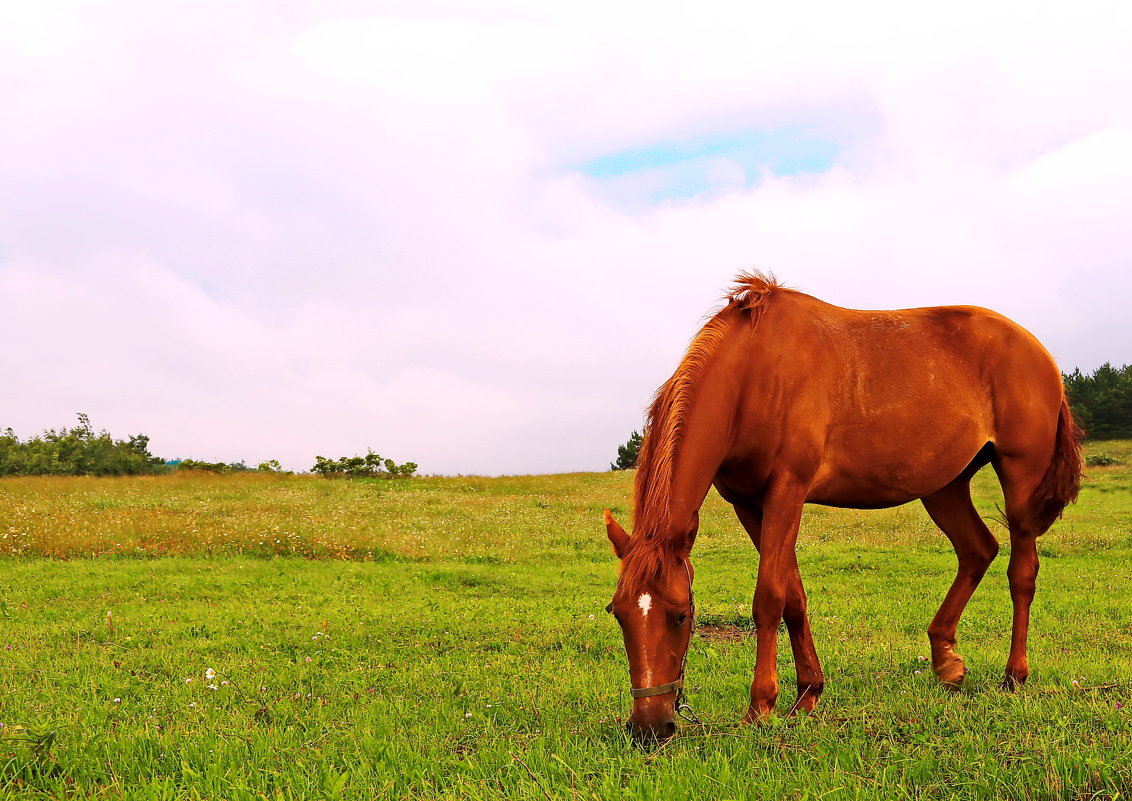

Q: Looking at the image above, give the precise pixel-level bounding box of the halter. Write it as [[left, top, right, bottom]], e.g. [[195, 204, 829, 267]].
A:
[[612, 558, 701, 725]]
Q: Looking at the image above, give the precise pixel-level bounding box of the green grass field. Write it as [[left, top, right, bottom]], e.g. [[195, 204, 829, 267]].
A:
[[2, 443, 1130, 799]]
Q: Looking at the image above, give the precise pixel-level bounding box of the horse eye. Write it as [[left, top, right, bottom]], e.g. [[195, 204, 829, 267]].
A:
[[676, 613, 688, 626]]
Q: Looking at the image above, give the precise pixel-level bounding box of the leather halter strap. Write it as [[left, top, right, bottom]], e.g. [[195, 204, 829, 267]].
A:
[[630, 678, 683, 698]]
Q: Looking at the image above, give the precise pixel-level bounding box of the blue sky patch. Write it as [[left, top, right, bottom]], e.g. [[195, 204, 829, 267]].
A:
[[576, 127, 842, 204]]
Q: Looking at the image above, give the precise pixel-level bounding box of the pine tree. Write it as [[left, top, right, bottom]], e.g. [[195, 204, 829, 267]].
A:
[[611, 430, 643, 470]]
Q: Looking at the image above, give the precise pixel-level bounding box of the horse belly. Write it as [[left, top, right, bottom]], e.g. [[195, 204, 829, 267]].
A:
[[807, 475, 936, 509], [808, 425, 988, 508]]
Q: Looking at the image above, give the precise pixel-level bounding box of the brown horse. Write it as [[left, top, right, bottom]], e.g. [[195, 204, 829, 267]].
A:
[[604, 273, 1082, 744]]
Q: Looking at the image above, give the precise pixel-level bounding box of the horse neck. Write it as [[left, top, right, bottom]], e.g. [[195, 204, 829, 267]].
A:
[[634, 338, 741, 545]]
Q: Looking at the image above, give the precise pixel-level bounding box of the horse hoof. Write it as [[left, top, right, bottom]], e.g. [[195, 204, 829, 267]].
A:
[[741, 707, 773, 725], [936, 669, 966, 690], [1002, 668, 1028, 691], [788, 697, 820, 715], [789, 682, 822, 714], [933, 653, 966, 688]]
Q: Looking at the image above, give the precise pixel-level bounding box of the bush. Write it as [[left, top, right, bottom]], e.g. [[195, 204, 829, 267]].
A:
[[175, 459, 285, 474], [1084, 453, 1123, 467], [0, 414, 165, 476], [311, 451, 417, 479], [176, 459, 234, 473]]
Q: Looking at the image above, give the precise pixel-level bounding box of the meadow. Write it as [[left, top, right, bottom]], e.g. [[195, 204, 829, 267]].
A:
[[1, 443, 1130, 800]]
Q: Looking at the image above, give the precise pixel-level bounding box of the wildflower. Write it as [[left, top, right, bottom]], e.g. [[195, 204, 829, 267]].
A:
[[207, 684, 218, 691], [1116, 702, 1124, 710], [464, 712, 472, 718], [205, 668, 216, 680], [185, 678, 193, 683], [588, 614, 595, 620], [305, 656, 312, 663], [1072, 679, 1080, 687], [114, 698, 121, 703]]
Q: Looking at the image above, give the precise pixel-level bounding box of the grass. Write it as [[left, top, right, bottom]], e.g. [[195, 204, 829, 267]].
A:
[[1, 442, 1130, 799]]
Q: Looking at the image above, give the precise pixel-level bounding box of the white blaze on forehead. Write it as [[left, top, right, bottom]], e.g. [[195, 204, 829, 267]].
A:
[[637, 593, 652, 617]]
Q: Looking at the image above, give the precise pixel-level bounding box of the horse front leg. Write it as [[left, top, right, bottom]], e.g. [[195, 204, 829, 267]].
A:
[[742, 482, 808, 721], [734, 503, 823, 715], [782, 573, 823, 712]]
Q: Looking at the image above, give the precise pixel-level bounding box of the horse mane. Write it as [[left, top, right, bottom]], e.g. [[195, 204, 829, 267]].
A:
[[616, 272, 786, 598]]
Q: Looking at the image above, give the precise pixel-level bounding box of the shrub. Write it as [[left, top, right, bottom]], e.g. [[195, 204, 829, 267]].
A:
[[176, 459, 231, 473], [1085, 452, 1123, 467], [311, 451, 417, 479]]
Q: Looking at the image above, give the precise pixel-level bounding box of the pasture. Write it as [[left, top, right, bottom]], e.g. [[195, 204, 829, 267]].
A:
[[2, 443, 1130, 799]]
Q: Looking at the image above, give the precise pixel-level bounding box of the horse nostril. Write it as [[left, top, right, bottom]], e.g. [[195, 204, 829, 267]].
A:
[[662, 720, 676, 739]]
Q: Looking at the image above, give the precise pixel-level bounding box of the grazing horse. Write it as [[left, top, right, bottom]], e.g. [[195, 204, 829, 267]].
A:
[[604, 273, 1082, 744]]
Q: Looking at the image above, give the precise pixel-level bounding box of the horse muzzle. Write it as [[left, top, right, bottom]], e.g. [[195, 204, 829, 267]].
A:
[[627, 695, 678, 745], [626, 716, 677, 745]]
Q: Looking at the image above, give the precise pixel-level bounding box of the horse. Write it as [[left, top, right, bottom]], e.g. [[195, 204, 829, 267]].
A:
[[604, 273, 1082, 744]]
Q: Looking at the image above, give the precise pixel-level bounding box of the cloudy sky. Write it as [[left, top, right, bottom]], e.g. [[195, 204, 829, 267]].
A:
[[2, 1, 1130, 475]]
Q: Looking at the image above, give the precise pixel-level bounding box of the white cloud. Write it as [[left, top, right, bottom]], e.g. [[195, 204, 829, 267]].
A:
[[1, 0, 1130, 473]]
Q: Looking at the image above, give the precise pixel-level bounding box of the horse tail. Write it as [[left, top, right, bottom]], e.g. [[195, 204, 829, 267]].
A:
[[1030, 396, 1084, 532]]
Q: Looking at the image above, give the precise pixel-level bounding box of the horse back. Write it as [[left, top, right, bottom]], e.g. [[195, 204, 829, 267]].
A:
[[718, 294, 1064, 508]]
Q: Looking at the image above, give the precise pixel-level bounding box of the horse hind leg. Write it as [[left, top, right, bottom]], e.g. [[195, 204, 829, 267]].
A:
[[994, 454, 1059, 689], [921, 477, 1000, 687], [996, 401, 1083, 689]]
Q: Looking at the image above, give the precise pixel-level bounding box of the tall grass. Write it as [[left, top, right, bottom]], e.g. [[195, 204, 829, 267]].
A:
[[2, 441, 1129, 562]]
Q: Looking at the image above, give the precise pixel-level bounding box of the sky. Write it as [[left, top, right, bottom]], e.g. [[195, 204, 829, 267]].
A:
[[1, 1, 1130, 475]]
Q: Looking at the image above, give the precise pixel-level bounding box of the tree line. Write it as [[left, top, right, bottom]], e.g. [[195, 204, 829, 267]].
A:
[[1063, 363, 1132, 440], [0, 415, 418, 478], [612, 363, 1132, 470], [0, 414, 163, 477]]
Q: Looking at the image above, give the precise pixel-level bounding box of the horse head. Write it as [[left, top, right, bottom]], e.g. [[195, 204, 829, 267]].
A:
[[604, 509, 695, 745]]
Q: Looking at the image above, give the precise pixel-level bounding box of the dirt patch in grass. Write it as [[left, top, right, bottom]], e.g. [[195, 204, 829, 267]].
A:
[[697, 624, 753, 643]]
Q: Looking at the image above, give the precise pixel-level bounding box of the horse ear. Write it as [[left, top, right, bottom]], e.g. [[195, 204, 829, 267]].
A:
[[604, 509, 630, 559]]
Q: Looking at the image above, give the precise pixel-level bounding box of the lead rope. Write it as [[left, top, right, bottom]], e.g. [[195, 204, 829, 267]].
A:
[[674, 686, 701, 724], [674, 559, 702, 725]]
